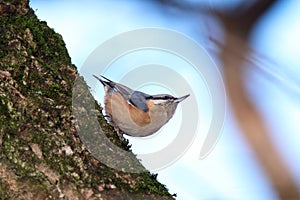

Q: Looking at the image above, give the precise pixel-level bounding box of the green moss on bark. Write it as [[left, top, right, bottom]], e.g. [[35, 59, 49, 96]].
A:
[[0, 0, 174, 199]]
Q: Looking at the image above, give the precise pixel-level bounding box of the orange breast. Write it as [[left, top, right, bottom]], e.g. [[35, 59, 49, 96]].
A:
[[104, 92, 151, 128]]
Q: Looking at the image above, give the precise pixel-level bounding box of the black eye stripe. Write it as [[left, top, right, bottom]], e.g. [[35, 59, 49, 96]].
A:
[[149, 95, 175, 100], [145, 95, 153, 100]]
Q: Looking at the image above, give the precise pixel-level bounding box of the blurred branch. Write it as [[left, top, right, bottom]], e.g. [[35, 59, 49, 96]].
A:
[[216, 0, 275, 37], [216, 0, 300, 199], [158, 0, 300, 198], [220, 31, 300, 199]]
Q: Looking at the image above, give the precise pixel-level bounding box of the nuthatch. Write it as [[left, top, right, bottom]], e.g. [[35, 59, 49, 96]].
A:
[[93, 75, 189, 137]]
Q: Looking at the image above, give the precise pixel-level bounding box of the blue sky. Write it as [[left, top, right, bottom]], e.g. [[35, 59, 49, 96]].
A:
[[30, 1, 300, 199]]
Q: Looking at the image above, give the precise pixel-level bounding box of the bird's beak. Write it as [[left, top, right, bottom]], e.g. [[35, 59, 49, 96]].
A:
[[175, 94, 190, 103]]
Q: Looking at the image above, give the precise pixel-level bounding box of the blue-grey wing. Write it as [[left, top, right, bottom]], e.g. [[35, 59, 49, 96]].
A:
[[95, 75, 151, 112], [129, 91, 151, 112]]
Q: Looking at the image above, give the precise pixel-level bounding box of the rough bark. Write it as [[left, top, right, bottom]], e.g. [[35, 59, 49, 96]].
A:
[[0, 1, 174, 199]]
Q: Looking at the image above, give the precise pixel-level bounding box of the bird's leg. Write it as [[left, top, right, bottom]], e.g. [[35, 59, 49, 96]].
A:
[[103, 115, 110, 118], [115, 127, 125, 141]]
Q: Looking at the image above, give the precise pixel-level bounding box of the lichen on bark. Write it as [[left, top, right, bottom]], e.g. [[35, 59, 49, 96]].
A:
[[0, 1, 174, 199]]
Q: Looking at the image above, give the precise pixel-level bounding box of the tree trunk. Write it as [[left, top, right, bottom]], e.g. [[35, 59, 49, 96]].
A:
[[0, 1, 173, 199]]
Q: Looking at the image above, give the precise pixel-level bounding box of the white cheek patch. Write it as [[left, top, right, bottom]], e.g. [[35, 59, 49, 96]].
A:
[[152, 99, 168, 105]]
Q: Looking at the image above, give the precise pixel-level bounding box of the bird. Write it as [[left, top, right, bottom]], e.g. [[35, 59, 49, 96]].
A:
[[93, 75, 189, 137]]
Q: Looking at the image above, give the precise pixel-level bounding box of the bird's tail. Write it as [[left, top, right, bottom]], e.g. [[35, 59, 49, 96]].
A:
[[93, 75, 115, 88]]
